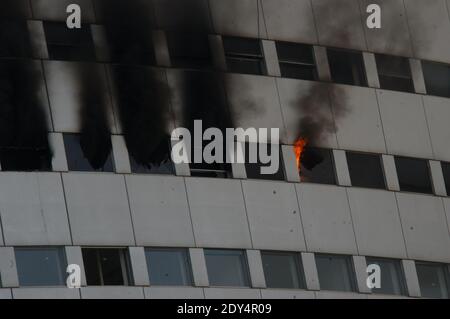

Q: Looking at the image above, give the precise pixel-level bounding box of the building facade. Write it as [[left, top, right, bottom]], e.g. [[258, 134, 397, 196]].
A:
[[0, 0, 449, 299]]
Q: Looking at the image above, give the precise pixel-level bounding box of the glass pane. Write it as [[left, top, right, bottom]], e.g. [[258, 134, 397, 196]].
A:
[[366, 258, 406, 295], [204, 249, 250, 287], [347, 152, 386, 189], [82, 248, 101, 286], [328, 49, 367, 86], [244, 143, 285, 181], [441, 162, 450, 196], [261, 252, 304, 289], [300, 147, 336, 185], [276, 42, 315, 64], [146, 249, 192, 286], [422, 61, 450, 98], [416, 263, 449, 299], [99, 249, 126, 285], [315, 254, 355, 292], [395, 157, 432, 194], [15, 248, 67, 286]]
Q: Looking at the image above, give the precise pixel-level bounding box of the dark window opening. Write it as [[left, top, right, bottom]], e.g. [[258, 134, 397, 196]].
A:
[[300, 147, 336, 185], [223, 36, 266, 75], [244, 143, 285, 181], [130, 138, 174, 175], [204, 249, 250, 287], [416, 262, 450, 299], [346, 151, 386, 189], [327, 48, 367, 86], [366, 257, 407, 296], [422, 61, 450, 98], [0, 19, 31, 58], [64, 133, 114, 172], [145, 248, 193, 286], [276, 41, 317, 80], [261, 251, 306, 289], [82, 248, 133, 286], [442, 162, 450, 196], [43, 21, 96, 61], [167, 32, 211, 69], [315, 254, 356, 292], [188, 138, 232, 178], [395, 156, 432, 194], [376, 54, 413, 93]]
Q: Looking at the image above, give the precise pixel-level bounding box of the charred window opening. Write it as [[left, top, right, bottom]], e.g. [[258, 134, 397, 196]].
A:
[[223, 36, 266, 75], [130, 138, 174, 175], [327, 48, 367, 86], [43, 21, 96, 61], [167, 32, 212, 69], [244, 142, 285, 181], [82, 248, 133, 286], [441, 162, 450, 196], [395, 156, 433, 194], [422, 61, 450, 98], [64, 133, 114, 172], [0, 19, 31, 58], [375, 54, 413, 93], [299, 147, 336, 185], [346, 151, 386, 189], [276, 41, 317, 80], [366, 257, 407, 296]]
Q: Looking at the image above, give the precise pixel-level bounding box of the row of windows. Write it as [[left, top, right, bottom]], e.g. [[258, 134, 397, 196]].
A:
[[10, 247, 450, 299], [3, 19, 450, 98]]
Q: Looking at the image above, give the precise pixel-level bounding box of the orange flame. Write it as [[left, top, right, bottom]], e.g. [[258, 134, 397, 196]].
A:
[[294, 138, 308, 172]]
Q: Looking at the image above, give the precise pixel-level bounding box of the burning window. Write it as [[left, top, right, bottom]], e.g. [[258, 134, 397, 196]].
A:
[[223, 36, 267, 75], [375, 54, 413, 93], [204, 249, 250, 287], [315, 254, 356, 292], [422, 61, 450, 98], [261, 251, 306, 289], [167, 32, 212, 69], [441, 162, 450, 196], [416, 262, 450, 299], [394, 156, 433, 194], [64, 133, 114, 172], [82, 248, 133, 286], [276, 41, 317, 80], [244, 142, 285, 181], [145, 248, 193, 286], [327, 48, 367, 86], [366, 257, 407, 296], [296, 145, 336, 185], [346, 151, 386, 189]]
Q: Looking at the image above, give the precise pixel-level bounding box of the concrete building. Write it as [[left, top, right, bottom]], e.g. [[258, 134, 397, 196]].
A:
[[0, 0, 449, 299]]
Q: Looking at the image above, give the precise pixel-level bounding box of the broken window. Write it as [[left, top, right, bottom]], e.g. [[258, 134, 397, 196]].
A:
[[327, 48, 367, 86], [376, 54, 414, 93], [223, 36, 266, 75], [261, 251, 306, 289], [43, 21, 96, 61], [244, 143, 285, 181], [167, 32, 211, 69], [15, 247, 67, 287], [346, 151, 386, 189], [64, 133, 114, 172], [315, 254, 356, 292], [395, 156, 433, 194], [276, 41, 317, 80], [129, 138, 174, 175], [441, 162, 450, 196], [366, 257, 407, 296], [145, 248, 193, 286], [416, 262, 450, 299], [82, 248, 133, 286], [422, 61, 450, 98], [204, 249, 250, 287], [300, 147, 336, 185]]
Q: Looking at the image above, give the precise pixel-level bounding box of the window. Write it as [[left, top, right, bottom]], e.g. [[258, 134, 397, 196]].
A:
[[315, 254, 355, 292], [375, 54, 413, 93], [395, 157, 432, 194], [441, 162, 450, 196], [261, 251, 305, 289], [64, 133, 114, 172], [327, 48, 367, 86], [15, 247, 67, 287], [422, 61, 450, 98], [416, 262, 450, 299], [300, 147, 336, 185], [223, 37, 266, 75], [276, 41, 317, 80], [244, 143, 285, 181], [82, 248, 133, 286], [43, 21, 96, 61], [130, 139, 175, 175], [204, 249, 250, 287], [366, 257, 407, 295], [145, 248, 193, 286], [346, 152, 386, 189], [167, 32, 211, 69]]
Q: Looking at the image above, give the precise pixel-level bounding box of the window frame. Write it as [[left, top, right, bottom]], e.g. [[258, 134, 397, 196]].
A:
[[365, 257, 408, 296], [204, 249, 251, 288], [223, 36, 267, 75], [261, 250, 306, 290], [315, 253, 357, 293], [275, 41, 318, 80], [327, 47, 368, 87], [415, 261, 450, 299], [346, 151, 387, 190]]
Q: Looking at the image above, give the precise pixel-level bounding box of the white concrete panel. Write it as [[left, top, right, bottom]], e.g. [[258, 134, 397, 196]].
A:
[[262, 40, 281, 77], [314, 46, 332, 82], [410, 59, 427, 94], [111, 135, 131, 174], [301, 252, 320, 291], [353, 256, 371, 294], [312, 0, 367, 51], [126, 175, 195, 247], [31, 0, 96, 22], [0, 173, 71, 246], [276, 78, 337, 148], [402, 260, 421, 297], [129, 247, 150, 286], [186, 178, 252, 249], [443, 198, 450, 240], [363, 52, 380, 88], [297, 184, 357, 254], [246, 250, 266, 288], [63, 173, 135, 245], [359, 0, 414, 56], [12, 288, 80, 299], [423, 96, 450, 161], [80, 287, 145, 299], [209, 0, 267, 38], [0, 247, 18, 287], [189, 248, 209, 287], [203, 288, 261, 299], [242, 181, 305, 251], [262, 0, 317, 43], [49, 133, 68, 172], [347, 189, 407, 258], [404, 0, 450, 63], [0, 289, 12, 299], [65, 246, 86, 286], [377, 90, 433, 158], [333, 150, 352, 187], [315, 291, 368, 299], [382, 155, 400, 191], [333, 86, 386, 153], [396, 193, 450, 263], [144, 287, 205, 299], [282, 144, 301, 183], [260, 289, 315, 299], [430, 161, 447, 196], [171, 139, 191, 177]]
